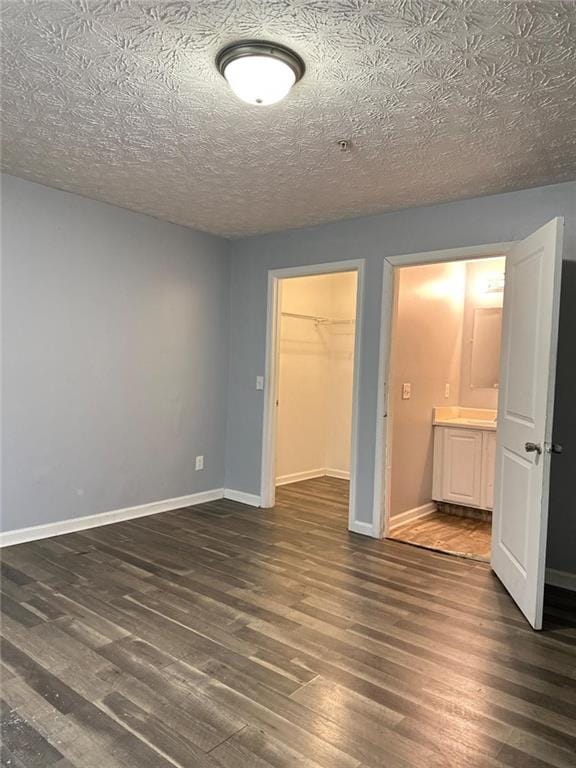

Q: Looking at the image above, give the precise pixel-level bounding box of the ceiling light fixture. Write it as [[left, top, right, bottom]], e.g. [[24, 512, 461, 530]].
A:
[[216, 41, 305, 106]]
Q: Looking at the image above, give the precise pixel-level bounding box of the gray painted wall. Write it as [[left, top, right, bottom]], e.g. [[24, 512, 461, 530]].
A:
[[547, 260, 576, 575], [2, 174, 574, 574], [226, 181, 575, 571], [1, 175, 230, 531]]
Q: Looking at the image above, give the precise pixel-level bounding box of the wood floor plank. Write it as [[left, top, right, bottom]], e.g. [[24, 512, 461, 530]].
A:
[[209, 723, 351, 768], [100, 691, 221, 767], [2, 477, 575, 768], [0, 698, 65, 768]]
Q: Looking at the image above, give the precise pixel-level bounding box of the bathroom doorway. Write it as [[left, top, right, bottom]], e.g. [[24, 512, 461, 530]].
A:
[[374, 219, 562, 629], [385, 257, 506, 561]]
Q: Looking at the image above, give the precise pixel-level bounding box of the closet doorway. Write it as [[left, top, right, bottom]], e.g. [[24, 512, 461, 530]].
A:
[[260, 261, 363, 530]]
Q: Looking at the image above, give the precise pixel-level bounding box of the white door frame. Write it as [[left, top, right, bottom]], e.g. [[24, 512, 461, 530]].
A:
[[260, 259, 365, 532], [373, 241, 517, 540]]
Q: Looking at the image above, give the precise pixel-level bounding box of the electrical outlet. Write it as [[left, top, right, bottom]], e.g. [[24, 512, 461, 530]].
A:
[[402, 383, 411, 400], [256, 376, 264, 390], [195, 455, 204, 471], [445, 383, 450, 398]]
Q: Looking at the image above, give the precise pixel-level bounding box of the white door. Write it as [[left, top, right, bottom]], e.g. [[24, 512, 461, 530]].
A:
[[442, 428, 483, 507], [492, 218, 563, 630]]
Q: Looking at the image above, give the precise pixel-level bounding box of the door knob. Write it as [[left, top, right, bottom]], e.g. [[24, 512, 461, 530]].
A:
[[524, 442, 542, 455]]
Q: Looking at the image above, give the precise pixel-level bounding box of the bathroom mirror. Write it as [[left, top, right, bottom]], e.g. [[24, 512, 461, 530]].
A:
[[470, 307, 502, 388]]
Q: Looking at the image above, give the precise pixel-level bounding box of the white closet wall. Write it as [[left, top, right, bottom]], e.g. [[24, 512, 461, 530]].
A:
[[276, 272, 357, 485], [325, 272, 357, 476], [276, 275, 332, 483]]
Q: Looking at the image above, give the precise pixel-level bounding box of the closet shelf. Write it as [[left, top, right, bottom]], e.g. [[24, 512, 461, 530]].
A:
[[281, 311, 355, 325]]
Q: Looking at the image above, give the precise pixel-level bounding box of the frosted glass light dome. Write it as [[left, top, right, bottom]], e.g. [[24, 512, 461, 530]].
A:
[[217, 42, 304, 106]]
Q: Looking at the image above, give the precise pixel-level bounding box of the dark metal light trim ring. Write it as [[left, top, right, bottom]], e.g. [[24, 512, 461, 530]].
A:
[[216, 40, 305, 83]]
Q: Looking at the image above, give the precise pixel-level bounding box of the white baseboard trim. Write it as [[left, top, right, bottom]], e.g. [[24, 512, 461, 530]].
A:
[[275, 469, 326, 486], [348, 520, 377, 538], [325, 468, 350, 480], [389, 501, 437, 531], [223, 489, 262, 507], [276, 468, 350, 486], [0, 488, 225, 548], [546, 568, 576, 592]]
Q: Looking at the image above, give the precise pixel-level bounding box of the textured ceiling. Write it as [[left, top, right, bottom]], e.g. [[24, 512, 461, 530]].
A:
[[1, 1, 576, 237]]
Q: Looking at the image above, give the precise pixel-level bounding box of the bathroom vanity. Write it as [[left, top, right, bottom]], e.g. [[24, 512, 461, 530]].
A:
[[432, 407, 497, 512]]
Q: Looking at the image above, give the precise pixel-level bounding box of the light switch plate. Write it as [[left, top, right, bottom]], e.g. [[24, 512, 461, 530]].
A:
[[256, 376, 264, 390], [402, 383, 411, 400]]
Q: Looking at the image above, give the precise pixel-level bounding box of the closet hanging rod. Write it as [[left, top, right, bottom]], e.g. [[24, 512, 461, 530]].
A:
[[280, 311, 355, 325]]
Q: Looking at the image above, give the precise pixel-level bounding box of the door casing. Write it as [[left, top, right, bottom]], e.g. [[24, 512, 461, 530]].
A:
[[375, 241, 517, 540], [260, 259, 365, 534]]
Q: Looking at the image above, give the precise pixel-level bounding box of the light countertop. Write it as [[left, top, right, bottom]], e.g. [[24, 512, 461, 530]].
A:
[[433, 406, 497, 431]]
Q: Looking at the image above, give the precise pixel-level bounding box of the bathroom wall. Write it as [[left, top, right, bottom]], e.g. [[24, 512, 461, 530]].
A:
[[389, 261, 465, 518], [459, 257, 506, 410], [276, 272, 356, 483]]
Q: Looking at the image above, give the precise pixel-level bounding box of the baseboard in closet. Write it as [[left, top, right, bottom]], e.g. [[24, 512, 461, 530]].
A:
[[276, 468, 350, 486], [389, 501, 437, 531], [275, 469, 326, 486], [325, 468, 350, 480]]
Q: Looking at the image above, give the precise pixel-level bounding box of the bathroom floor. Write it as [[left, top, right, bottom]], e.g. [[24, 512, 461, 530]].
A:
[[389, 511, 492, 561]]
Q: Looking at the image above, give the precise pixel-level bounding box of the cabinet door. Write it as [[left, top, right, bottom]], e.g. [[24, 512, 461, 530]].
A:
[[481, 431, 497, 510], [442, 429, 483, 507]]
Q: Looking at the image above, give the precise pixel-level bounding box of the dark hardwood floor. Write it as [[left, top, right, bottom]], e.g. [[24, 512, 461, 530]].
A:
[[1, 476, 575, 768]]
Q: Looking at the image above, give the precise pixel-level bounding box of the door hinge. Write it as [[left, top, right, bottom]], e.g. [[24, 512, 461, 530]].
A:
[[544, 442, 563, 454]]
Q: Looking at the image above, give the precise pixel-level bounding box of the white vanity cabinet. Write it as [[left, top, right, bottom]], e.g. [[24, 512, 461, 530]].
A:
[[433, 425, 496, 511]]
